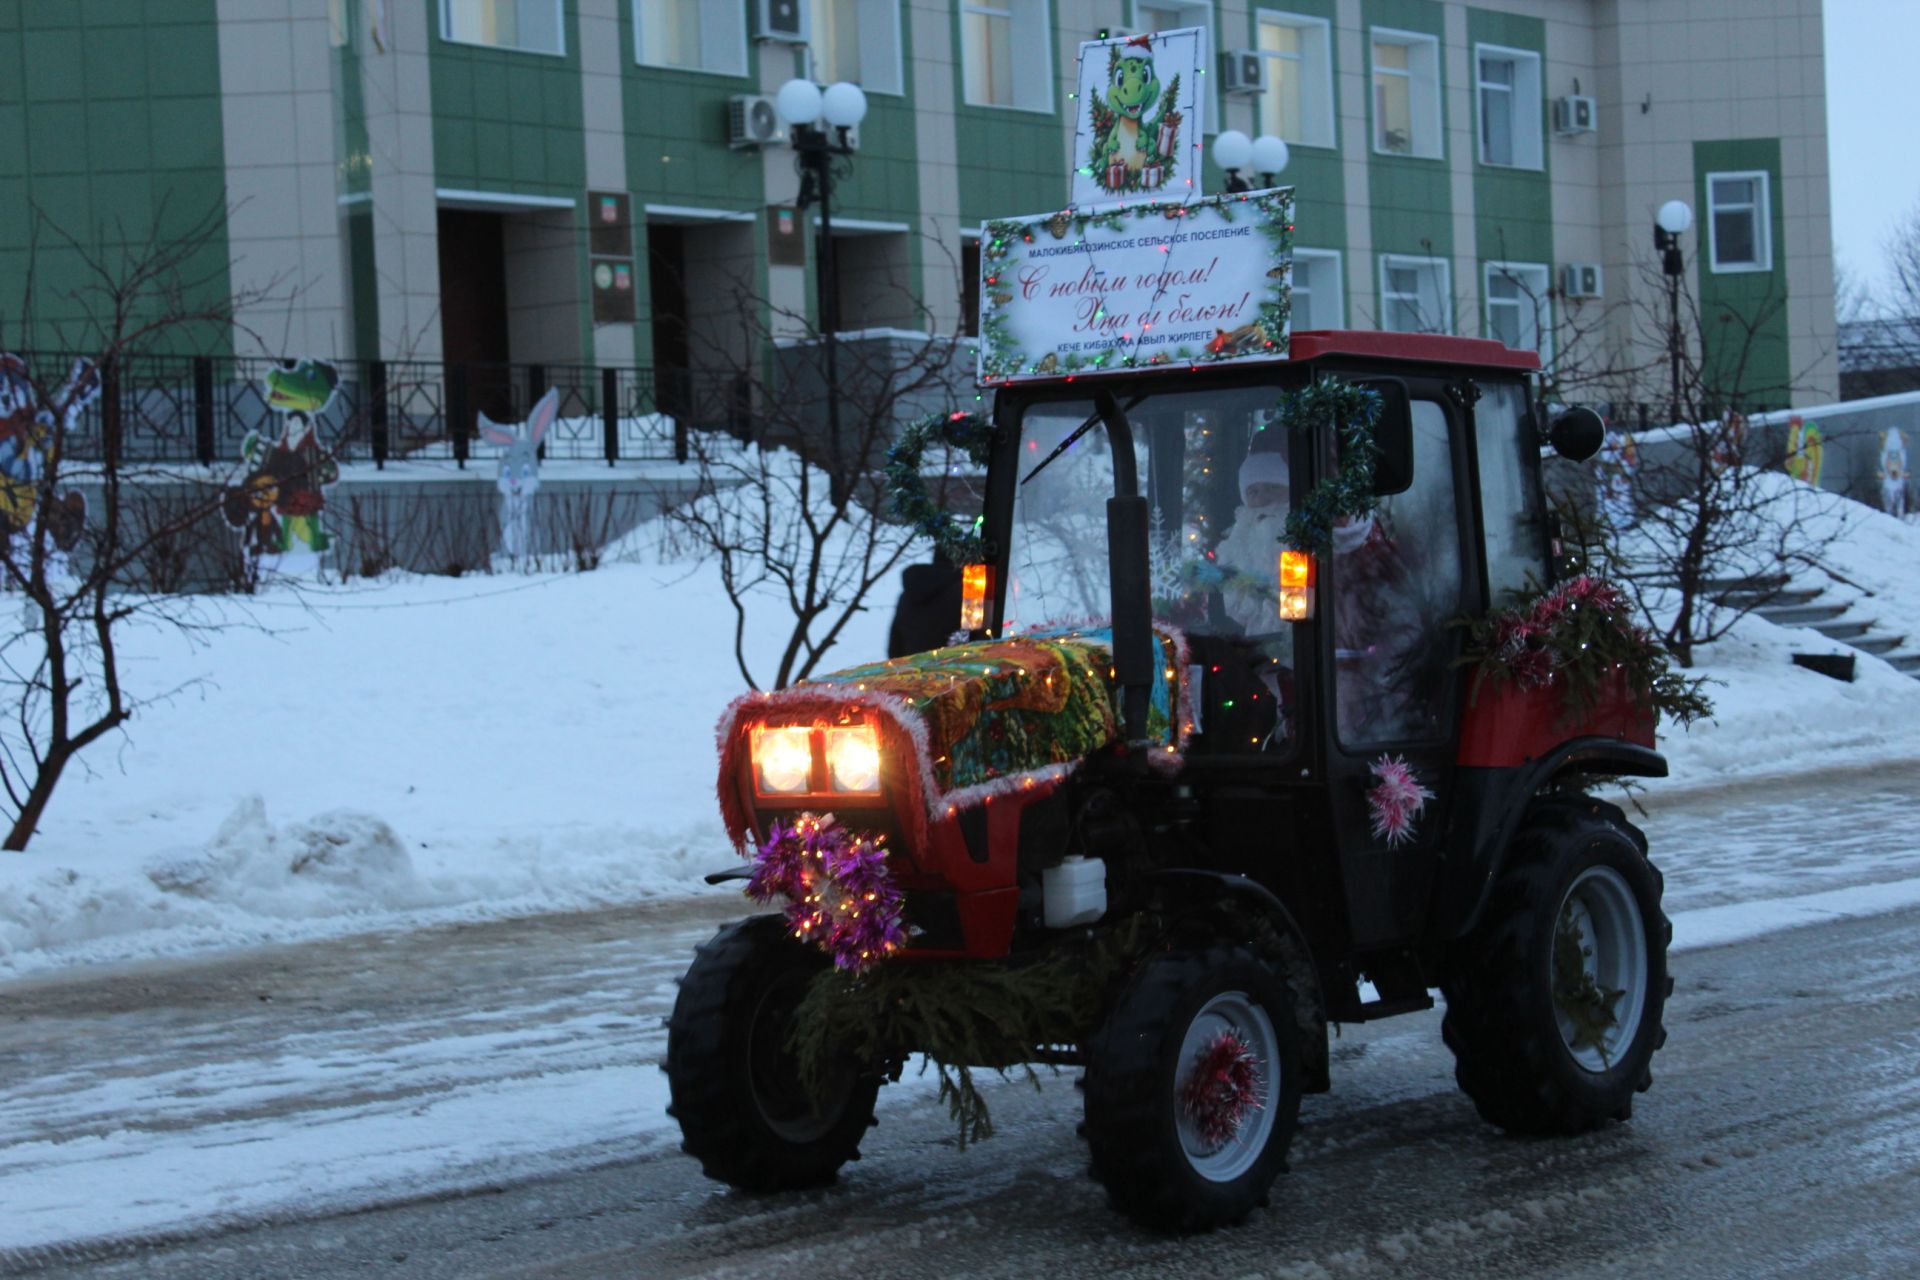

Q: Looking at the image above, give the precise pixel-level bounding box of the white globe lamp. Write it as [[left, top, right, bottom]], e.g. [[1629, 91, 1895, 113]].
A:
[[822, 81, 868, 128], [1250, 134, 1290, 178], [775, 78, 824, 127], [1210, 130, 1253, 173]]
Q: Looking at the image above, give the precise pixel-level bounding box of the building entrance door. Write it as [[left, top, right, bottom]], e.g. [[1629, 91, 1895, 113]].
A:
[[437, 208, 513, 423]]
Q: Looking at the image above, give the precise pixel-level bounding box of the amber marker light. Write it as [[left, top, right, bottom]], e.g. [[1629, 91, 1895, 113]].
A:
[[825, 724, 883, 794], [751, 725, 814, 794], [961, 563, 992, 632], [1278, 549, 1316, 620]]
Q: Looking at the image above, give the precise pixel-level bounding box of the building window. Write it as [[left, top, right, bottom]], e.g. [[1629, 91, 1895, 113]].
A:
[[1256, 11, 1334, 148], [1291, 249, 1343, 330], [441, 0, 565, 55], [812, 0, 904, 95], [1379, 254, 1450, 333], [1476, 44, 1542, 169], [1371, 28, 1441, 158], [962, 0, 1052, 111], [330, 0, 351, 47], [634, 0, 747, 75], [1707, 171, 1773, 273], [1484, 261, 1551, 360]]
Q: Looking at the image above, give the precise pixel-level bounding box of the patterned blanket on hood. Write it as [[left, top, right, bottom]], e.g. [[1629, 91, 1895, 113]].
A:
[[716, 624, 1190, 845]]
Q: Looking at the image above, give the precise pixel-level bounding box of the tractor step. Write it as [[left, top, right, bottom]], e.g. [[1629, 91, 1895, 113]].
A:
[[1760, 602, 1849, 626], [1351, 991, 1435, 1021]]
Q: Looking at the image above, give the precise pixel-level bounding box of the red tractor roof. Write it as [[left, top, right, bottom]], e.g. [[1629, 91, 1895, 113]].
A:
[[1286, 330, 1542, 371]]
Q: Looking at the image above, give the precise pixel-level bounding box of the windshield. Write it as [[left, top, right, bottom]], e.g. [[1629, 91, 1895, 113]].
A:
[[1004, 383, 1302, 650]]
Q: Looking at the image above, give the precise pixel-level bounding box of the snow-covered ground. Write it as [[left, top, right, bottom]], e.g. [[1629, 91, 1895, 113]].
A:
[[1, 483, 1918, 979]]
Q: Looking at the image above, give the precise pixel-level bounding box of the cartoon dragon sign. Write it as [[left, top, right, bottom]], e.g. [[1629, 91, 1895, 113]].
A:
[[222, 358, 341, 562], [1070, 28, 1207, 207]]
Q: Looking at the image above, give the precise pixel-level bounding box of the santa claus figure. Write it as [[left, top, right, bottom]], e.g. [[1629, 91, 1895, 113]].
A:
[[1882, 428, 1909, 519], [1214, 448, 1292, 636]]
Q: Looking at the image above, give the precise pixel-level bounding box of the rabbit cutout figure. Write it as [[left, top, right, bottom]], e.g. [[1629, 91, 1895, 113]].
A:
[[478, 388, 558, 560]]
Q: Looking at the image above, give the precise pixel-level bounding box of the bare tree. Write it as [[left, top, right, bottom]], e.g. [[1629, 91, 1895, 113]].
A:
[[1571, 260, 1840, 668], [0, 201, 272, 849], [661, 258, 977, 690]]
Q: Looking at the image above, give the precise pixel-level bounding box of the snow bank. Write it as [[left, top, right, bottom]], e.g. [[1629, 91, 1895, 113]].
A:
[[0, 544, 896, 979], [1640, 474, 1920, 794]]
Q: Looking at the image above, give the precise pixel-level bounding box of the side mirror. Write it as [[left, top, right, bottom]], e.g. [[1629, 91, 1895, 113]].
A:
[[1355, 378, 1413, 495], [1547, 405, 1606, 462]]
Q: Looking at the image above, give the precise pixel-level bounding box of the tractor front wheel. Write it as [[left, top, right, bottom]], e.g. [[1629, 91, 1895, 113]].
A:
[[1441, 800, 1671, 1135], [1083, 946, 1303, 1232], [666, 915, 879, 1190]]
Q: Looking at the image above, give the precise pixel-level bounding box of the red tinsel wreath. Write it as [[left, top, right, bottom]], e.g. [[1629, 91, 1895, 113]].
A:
[[1179, 1030, 1262, 1147]]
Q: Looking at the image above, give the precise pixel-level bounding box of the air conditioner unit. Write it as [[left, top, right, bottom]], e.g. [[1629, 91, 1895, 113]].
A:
[[1561, 262, 1604, 299], [1219, 50, 1266, 95], [756, 0, 808, 44], [1553, 94, 1597, 135], [728, 95, 786, 149]]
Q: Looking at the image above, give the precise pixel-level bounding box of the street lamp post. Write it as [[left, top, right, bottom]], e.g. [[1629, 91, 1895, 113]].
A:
[[776, 78, 868, 498], [1212, 130, 1291, 194], [1654, 199, 1693, 424]]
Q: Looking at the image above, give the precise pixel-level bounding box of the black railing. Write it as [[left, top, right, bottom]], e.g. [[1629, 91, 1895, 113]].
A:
[[32, 354, 748, 468]]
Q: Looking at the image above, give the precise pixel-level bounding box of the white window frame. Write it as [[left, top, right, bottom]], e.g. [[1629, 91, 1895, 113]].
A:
[[1474, 43, 1542, 170], [961, 0, 1054, 113], [810, 0, 905, 95], [1483, 260, 1552, 362], [632, 0, 748, 77], [1255, 10, 1335, 149], [439, 0, 567, 57], [1290, 248, 1344, 330], [1706, 170, 1773, 274], [1132, 1, 1215, 116], [1378, 253, 1451, 333], [1370, 27, 1442, 160]]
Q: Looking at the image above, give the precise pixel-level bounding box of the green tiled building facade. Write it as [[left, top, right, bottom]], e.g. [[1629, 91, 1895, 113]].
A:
[[0, 0, 1838, 409]]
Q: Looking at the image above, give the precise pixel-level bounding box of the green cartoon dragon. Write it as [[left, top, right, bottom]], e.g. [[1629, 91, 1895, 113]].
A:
[[1088, 38, 1183, 196]]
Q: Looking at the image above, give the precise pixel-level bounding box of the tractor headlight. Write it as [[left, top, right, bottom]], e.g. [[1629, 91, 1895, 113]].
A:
[[752, 726, 814, 794], [825, 725, 882, 794]]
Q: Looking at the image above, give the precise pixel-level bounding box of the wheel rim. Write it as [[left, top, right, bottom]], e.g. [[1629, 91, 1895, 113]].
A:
[[1552, 865, 1649, 1073], [747, 972, 851, 1143], [1173, 991, 1281, 1183]]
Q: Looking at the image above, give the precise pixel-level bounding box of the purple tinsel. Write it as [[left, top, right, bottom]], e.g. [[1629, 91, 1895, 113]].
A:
[[747, 813, 906, 972]]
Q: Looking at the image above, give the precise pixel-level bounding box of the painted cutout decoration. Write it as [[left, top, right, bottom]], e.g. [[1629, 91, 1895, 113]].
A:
[[1071, 28, 1207, 208], [1784, 415, 1824, 488], [1880, 428, 1908, 518], [0, 353, 102, 578], [478, 387, 558, 560], [222, 358, 342, 570]]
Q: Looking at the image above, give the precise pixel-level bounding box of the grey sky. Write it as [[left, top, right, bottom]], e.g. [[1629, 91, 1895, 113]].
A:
[[1825, 0, 1920, 304]]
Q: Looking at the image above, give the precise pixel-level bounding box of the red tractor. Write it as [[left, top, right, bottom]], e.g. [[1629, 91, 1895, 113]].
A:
[[667, 329, 1670, 1232]]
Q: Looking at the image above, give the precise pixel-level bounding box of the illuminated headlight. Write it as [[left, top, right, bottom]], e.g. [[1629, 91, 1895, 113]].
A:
[[752, 726, 814, 794], [825, 725, 882, 794]]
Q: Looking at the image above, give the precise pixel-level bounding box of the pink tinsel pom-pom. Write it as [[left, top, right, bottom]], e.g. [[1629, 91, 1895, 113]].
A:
[[1367, 754, 1435, 848]]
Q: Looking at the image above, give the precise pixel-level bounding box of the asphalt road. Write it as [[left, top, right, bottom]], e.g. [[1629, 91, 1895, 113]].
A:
[[5, 776, 1919, 1278]]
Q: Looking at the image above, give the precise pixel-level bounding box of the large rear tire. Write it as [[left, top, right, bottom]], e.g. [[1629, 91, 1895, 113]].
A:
[[1441, 800, 1672, 1135], [666, 915, 880, 1190], [1083, 946, 1303, 1232]]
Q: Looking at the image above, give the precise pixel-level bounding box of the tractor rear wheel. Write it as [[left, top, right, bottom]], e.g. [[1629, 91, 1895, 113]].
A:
[[1083, 946, 1303, 1232], [666, 915, 879, 1190], [1441, 800, 1671, 1135]]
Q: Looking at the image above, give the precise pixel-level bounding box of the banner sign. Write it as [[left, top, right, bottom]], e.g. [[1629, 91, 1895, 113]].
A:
[[1071, 28, 1207, 208], [977, 189, 1294, 383]]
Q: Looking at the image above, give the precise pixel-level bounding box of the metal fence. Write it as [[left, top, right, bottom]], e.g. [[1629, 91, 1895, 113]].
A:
[[34, 354, 754, 468]]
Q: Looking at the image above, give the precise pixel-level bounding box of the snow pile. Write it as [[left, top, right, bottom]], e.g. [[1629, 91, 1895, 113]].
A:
[[1641, 474, 1920, 793], [0, 544, 894, 978]]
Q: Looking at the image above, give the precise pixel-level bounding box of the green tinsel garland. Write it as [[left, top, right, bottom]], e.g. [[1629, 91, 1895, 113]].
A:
[[1271, 381, 1383, 552], [885, 411, 996, 564]]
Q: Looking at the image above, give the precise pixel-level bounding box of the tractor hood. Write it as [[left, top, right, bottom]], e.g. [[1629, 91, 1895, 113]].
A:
[[716, 625, 1190, 851]]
